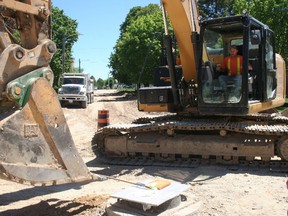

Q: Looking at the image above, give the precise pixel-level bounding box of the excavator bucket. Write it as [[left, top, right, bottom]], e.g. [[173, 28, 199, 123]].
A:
[[0, 77, 92, 185], [0, 0, 92, 185]]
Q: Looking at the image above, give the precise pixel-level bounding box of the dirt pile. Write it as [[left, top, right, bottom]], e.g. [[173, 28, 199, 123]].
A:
[[2, 194, 109, 216]]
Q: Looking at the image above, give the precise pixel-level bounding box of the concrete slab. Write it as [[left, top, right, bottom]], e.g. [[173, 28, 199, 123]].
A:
[[110, 179, 190, 207], [106, 195, 201, 216]]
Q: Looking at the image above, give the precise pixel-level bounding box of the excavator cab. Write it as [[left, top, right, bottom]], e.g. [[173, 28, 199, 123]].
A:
[[197, 15, 286, 115]]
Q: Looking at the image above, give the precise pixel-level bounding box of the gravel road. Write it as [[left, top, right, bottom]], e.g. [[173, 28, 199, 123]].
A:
[[0, 89, 287, 216]]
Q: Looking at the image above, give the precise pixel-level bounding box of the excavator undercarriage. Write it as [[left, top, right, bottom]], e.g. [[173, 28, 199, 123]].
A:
[[92, 113, 288, 170]]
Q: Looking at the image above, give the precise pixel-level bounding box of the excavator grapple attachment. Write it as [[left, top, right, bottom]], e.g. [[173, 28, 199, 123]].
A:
[[0, 77, 92, 185]]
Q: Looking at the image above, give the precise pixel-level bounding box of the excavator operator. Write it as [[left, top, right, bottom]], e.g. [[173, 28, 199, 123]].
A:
[[217, 45, 252, 100]]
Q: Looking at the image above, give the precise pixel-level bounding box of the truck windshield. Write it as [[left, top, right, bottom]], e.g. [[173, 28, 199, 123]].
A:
[[63, 78, 85, 85]]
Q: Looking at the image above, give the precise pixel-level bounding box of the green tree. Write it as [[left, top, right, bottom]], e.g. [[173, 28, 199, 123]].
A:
[[232, 0, 288, 65], [50, 6, 79, 88], [96, 78, 105, 89], [70, 67, 83, 73], [108, 4, 164, 85], [104, 77, 116, 89], [198, 0, 235, 18], [90, 75, 97, 87]]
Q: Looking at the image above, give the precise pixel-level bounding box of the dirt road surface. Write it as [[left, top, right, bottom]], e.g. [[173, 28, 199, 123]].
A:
[[0, 89, 287, 216]]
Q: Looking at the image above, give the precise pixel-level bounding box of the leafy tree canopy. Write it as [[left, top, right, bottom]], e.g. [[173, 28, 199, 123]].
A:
[[232, 0, 288, 64], [109, 4, 164, 85], [198, 0, 235, 18], [96, 78, 105, 89]]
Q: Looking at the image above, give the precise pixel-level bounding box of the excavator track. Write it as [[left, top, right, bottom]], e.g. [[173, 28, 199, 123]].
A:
[[92, 113, 288, 171]]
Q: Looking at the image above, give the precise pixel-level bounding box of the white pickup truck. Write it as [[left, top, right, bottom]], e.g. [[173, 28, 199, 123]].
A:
[[58, 73, 94, 108]]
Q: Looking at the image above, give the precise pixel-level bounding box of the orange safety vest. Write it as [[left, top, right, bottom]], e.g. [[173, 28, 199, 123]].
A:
[[224, 56, 243, 76]]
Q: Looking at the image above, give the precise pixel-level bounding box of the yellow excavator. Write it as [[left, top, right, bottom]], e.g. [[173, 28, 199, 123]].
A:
[[93, 0, 288, 167], [1, 0, 287, 186], [0, 0, 92, 185]]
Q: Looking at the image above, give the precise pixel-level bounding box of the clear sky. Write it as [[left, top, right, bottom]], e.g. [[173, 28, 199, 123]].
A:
[[52, 0, 160, 80]]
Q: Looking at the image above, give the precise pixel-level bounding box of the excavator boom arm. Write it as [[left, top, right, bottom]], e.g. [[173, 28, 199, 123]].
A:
[[161, 0, 208, 82]]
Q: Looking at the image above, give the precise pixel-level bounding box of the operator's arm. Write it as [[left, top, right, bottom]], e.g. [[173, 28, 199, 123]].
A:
[[216, 57, 228, 75]]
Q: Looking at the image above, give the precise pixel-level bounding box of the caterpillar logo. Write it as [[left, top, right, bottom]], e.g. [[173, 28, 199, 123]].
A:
[[24, 124, 39, 138]]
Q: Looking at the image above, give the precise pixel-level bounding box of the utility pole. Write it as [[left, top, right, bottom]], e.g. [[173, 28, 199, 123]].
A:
[[79, 58, 81, 73], [62, 34, 66, 74], [62, 32, 82, 74]]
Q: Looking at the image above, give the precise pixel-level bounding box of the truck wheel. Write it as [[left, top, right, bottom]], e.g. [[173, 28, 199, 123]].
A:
[[81, 101, 87, 108], [91, 94, 94, 103], [88, 94, 92, 104]]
